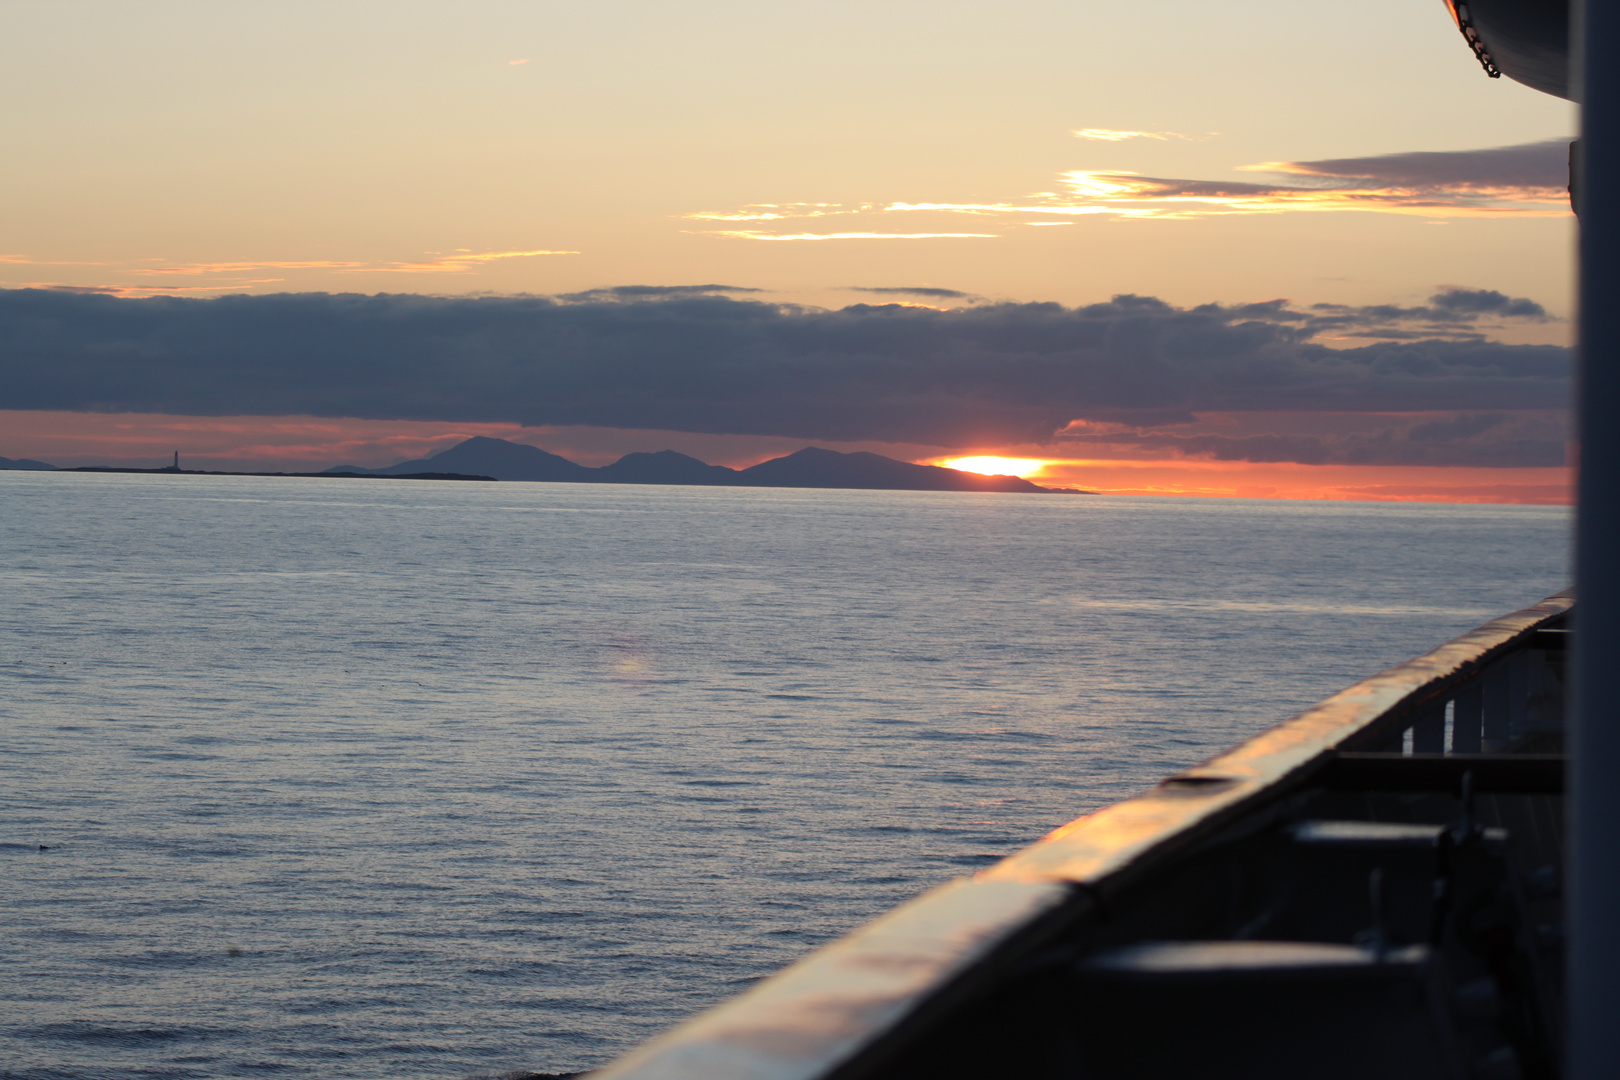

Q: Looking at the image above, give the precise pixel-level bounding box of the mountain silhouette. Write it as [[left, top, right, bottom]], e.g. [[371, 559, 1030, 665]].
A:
[[595, 450, 740, 485], [0, 455, 56, 470], [734, 447, 1049, 492], [323, 436, 1085, 493], [326, 436, 592, 482]]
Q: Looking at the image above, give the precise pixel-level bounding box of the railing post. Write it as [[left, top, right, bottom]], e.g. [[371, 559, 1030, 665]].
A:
[[1482, 660, 1511, 751], [1453, 680, 1484, 754], [1523, 650, 1546, 735], [1572, 0, 1620, 1075], [1508, 649, 1532, 738], [1412, 701, 1447, 754]]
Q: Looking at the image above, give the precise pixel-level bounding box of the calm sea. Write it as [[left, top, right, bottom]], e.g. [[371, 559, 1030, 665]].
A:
[[0, 472, 1570, 1079]]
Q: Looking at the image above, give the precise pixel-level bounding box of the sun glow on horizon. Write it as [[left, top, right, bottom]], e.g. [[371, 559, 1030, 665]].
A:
[[940, 456, 1051, 478]]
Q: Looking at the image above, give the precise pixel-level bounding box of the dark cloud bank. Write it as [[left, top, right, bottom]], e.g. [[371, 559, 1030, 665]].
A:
[[0, 287, 1568, 465], [1280, 139, 1568, 192]]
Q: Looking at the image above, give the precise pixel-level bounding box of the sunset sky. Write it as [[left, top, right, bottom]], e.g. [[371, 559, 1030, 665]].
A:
[[0, 0, 1576, 501]]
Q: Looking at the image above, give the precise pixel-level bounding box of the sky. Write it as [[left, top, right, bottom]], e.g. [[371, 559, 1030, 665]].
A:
[[0, 0, 1578, 501]]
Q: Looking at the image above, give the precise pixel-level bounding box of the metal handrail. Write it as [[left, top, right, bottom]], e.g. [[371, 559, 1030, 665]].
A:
[[591, 591, 1572, 1080]]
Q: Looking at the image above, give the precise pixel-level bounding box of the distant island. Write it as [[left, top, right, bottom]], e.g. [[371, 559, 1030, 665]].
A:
[[3, 438, 1095, 494], [60, 466, 495, 481], [0, 450, 493, 481], [0, 454, 55, 471], [324, 438, 1094, 493]]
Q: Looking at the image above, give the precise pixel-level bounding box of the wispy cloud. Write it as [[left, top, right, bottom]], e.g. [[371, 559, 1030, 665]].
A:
[[686, 139, 1571, 236], [847, 286, 976, 299], [890, 144, 1569, 221], [134, 260, 368, 276], [705, 230, 997, 241], [370, 249, 579, 273], [11, 283, 125, 294], [128, 280, 288, 293], [3, 249, 580, 295], [134, 250, 579, 275], [557, 284, 764, 302], [1071, 128, 1215, 141], [1, 255, 105, 266], [21, 279, 289, 296], [685, 203, 848, 222]]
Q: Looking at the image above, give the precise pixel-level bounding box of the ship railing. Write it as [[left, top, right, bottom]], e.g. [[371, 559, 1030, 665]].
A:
[[591, 589, 1572, 1080], [1350, 625, 1566, 756]]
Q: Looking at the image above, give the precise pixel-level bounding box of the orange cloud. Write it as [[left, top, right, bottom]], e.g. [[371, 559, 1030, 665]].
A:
[[128, 251, 580, 277], [1, 255, 106, 266], [1025, 457, 1570, 504], [3, 249, 580, 295], [135, 260, 368, 276], [12, 279, 288, 296], [369, 249, 580, 272]]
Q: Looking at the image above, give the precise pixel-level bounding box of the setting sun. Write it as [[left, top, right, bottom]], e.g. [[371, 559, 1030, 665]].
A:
[[940, 456, 1051, 478]]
